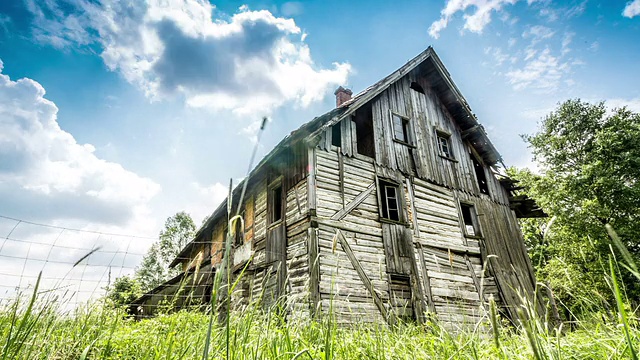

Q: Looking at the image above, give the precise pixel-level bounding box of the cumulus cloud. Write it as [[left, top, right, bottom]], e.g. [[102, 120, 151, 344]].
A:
[[26, 0, 350, 115], [428, 0, 519, 39], [623, 0, 640, 18], [0, 61, 161, 226]]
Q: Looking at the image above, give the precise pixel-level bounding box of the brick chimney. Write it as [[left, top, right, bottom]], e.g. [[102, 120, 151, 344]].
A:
[[334, 86, 353, 107]]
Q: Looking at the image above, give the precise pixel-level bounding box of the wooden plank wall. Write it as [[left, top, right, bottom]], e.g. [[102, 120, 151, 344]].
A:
[[315, 149, 388, 324], [364, 74, 510, 206]]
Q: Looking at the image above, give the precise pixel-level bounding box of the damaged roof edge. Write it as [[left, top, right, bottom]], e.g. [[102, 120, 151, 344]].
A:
[[171, 107, 346, 267]]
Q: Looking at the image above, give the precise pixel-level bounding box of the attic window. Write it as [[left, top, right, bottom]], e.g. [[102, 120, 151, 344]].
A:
[[470, 152, 490, 195], [460, 203, 481, 237], [410, 81, 425, 94], [379, 179, 402, 222], [392, 114, 411, 145], [331, 122, 342, 147], [436, 131, 453, 159]]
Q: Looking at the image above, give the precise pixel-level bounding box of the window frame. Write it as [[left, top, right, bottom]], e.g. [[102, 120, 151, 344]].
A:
[[435, 129, 456, 161], [459, 202, 482, 238], [267, 178, 284, 226], [376, 177, 405, 224], [390, 112, 415, 147]]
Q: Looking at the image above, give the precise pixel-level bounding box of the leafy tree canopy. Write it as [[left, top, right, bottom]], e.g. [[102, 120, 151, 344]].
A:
[[135, 211, 196, 292], [513, 99, 640, 314], [105, 275, 141, 307]]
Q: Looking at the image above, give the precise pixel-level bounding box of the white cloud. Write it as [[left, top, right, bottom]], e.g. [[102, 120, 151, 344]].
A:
[[505, 47, 570, 92], [0, 61, 160, 228], [26, 0, 351, 116], [188, 182, 228, 224], [602, 98, 640, 113], [428, 0, 519, 39], [623, 0, 640, 18], [522, 25, 555, 44], [0, 61, 162, 307]]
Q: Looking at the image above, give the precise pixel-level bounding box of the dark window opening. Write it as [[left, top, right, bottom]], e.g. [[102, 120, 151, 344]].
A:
[[331, 122, 342, 147], [392, 114, 411, 144], [234, 213, 244, 246], [269, 184, 283, 224], [389, 273, 415, 322], [410, 81, 425, 94], [460, 203, 481, 237], [471, 153, 490, 195], [354, 105, 376, 158], [437, 131, 453, 159], [379, 180, 401, 222]]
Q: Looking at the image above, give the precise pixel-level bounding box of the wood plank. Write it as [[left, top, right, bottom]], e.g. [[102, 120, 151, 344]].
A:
[[330, 182, 376, 221], [335, 229, 392, 324]]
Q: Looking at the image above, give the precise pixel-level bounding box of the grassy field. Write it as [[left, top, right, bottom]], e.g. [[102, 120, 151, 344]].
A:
[[1, 288, 638, 359]]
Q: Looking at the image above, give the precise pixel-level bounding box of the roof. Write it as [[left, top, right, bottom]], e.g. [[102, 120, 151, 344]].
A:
[[171, 46, 504, 266]]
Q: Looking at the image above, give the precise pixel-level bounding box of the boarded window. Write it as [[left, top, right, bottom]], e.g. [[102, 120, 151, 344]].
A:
[[460, 203, 481, 237], [379, 180, 401, 222], [354, 105, 376, 158], [437, 131, 453, 159], [392, 114, 411, 144], [269, 183, 283, 224], [470, 153, 490, 195], [331, 122, 342, 147]]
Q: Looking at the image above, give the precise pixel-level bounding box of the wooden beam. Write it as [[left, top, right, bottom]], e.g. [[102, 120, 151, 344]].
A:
[[335, 229, 392, 324], [307, 147, 317, 213], [417, 243, 436, 315], [308, 227, 320, 316], [330, 182, 376, 221]]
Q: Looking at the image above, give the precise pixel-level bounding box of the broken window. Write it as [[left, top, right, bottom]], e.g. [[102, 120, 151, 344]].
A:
[[460, 203, 481, 237], [331, 122, 342, 147], [392, 114, 411, 144], [269, 182, 283, 224], [437, 131, 453, 159], [379, 179, 402, 222], [470, 152, 490, 195], [354, 105, 376, 158], [410, 81, 425, 94]]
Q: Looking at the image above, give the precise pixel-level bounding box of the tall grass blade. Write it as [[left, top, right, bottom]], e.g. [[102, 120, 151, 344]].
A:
[[609, 256, 638, 360]]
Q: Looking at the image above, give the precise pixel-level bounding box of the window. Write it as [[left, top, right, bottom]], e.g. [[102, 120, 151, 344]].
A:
[[436, 131, 453, 159], [234, 212, 244, 246], [379, 179, 402, 222], [470, 153, 489, 195], [392, 114, 411, 144], [410, 81, 425, 94], [460, 203, 481, 237], [354, 105, 376, 158], [269, 183, 283, 224], [331, 122, 342, 147]]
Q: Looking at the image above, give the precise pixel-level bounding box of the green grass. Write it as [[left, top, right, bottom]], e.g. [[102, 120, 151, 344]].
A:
[[1, 291, 638, 359]]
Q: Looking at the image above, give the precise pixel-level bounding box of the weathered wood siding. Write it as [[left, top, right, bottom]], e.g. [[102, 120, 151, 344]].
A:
[[312, 71, 537, 327], [315, 149, 388, 324]]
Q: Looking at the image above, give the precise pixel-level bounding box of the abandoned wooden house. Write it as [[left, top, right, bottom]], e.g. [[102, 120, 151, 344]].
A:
[[131, 47, 544, 327]]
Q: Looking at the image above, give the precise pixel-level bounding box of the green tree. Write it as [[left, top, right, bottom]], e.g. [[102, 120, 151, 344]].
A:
[[514, 99, 640, 315], [135, 211, 196, 292], [106, 275, 141, 307]]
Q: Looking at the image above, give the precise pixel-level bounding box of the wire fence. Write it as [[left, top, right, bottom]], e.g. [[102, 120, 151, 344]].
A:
[[0, 214, 156, 311]]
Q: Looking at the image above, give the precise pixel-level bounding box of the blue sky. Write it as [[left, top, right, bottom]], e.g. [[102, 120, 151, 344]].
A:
[[0, 0, 639, 266]]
